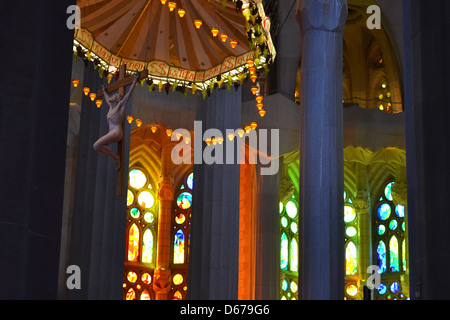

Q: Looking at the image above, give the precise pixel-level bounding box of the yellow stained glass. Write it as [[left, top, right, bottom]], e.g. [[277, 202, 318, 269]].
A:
[[173, 291, 183, 300], [127, 271, 138, 283], [127, 189, 134, 206], [129, 169, 147, 189], [141, 273, 152, 284], [142, 229, 153, 263], [128, 224, 139, 261], [345, 241, 357, 275], [138, 191, 155, 209], [173, 274, 184, 285], [140, 290, 151, 300], [126, 288, 136, 300], [346, 285, 358, 297], [344, 206, 356, 223]]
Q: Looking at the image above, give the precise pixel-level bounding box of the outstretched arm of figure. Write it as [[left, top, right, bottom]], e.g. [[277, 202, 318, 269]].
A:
[[121, 71, 139, 107], [101, 84, 113, 107]]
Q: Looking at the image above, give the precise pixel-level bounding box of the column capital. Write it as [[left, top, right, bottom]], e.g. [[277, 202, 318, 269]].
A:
[[354, 190, 370, 212], [158, 176, 174, 201], [296, 0, 348, 33], [153, 268, 172, 295]]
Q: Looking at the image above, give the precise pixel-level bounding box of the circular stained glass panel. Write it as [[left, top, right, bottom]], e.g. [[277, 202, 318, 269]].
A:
[[175, 214, 186, 224], [138, 191, 155, 209], [390, 282, 400, 294], [344, 206, 356, 223], [129, 169, 147, 189], [291, 222, 298, 234], [346, 285, 358, 297], [378, 283, 387, 295], [290, 281, 298, 293], [279, 202, 283, 214], [378, 224, 386, 235], [377, 203, 391, 221], [389, 220, 398, 230], [281, 217, 288, 228], [346, 226, 357, 237], [187, 173, 193, 190], [144, 212, 155, 224], [127, 271, 138, 283], [177, 192, 192, 209], [173, 274, 184, 285], [285, 201, 298, 219], [130, 207, 140, 219], [141, 273, 152, 284], [281, 279, 288, 291]]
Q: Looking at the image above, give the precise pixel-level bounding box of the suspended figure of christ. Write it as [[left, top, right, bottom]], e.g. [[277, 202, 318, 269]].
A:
[[93, 71, 139, 171]]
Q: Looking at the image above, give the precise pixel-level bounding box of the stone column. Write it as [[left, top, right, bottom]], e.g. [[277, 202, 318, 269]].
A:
[[64, 63, 130, 300], [0, 0, 74, 299], [403, 0, 450, 300], [296, 0, 347, 300], [187, 87, 242, 300], [153, 142, 175, 300], [254, 163, 282, 300]]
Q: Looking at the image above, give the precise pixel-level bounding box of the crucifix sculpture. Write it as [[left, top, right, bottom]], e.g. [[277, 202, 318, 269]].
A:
[[94, 64, 148, 196]]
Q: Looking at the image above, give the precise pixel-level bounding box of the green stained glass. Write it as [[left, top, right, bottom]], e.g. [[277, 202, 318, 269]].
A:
[[389, 236, 399, 272], [345, 241, 357, 275], [344, 206, 356, 223], [177, 192, 192, 210], [285, 201, 298, 219], [290, 238, 298, 272], [130, 207, 140, 219], [385, 182, 394, 201], [402, 221, 405, 231], [291, 222, 298, 234], [142, 229, 153, 263], [395, 205, 405, 218], [378, 224, 386, 235], [377, 203, 391, 220], [389, 219, 398, 230], [280, 233, 288, 270], [281, 217, 288, 228], [346, 226, 357, 237], [377, 241, 387, 273], [343, 191, 347, 200], [129, 169, 147, 189], [144, 212, 155, 224], [279, 202, 283, 214], [348, 198, 352, 203]]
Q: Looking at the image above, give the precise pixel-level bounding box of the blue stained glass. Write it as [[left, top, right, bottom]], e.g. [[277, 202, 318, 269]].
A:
[[282, 279, 288, 291], [281, 233, 288, 270], [395, 205, 405, 218], [377, 241, 387, 273], [378, 224, 386, 235], [389, 220, 398, 230], [187, 173, 194, 190], [390, 282, 400, 294], [385, 182, 394, 201], [377, 203, 391, 220], [177, 192, 192, 209], [174, 229, 185, 264], [378, 283, 387, 295]]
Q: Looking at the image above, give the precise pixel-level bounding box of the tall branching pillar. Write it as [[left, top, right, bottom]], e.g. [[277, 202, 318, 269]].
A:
[[296, 0, 348, 300]]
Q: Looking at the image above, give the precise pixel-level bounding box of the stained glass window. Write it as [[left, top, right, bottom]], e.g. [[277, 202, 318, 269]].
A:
[[170, 172, 193, 300], [373, 181, 408, 300], [344, 190, 360, 299], [124, 167, 158, 300], [280, 192, 299, 300]]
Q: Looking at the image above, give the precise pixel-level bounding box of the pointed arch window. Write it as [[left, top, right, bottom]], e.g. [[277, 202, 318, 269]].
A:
[[123, 167, 158, 300], [372, 181, 408, 300], [344, 190, 360, 299], [279, 193, 299, 300], [170, 171, 193, 300]]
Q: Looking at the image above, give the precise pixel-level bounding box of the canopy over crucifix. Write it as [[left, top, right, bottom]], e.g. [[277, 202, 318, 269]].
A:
[[94, 64, 148, 196]]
